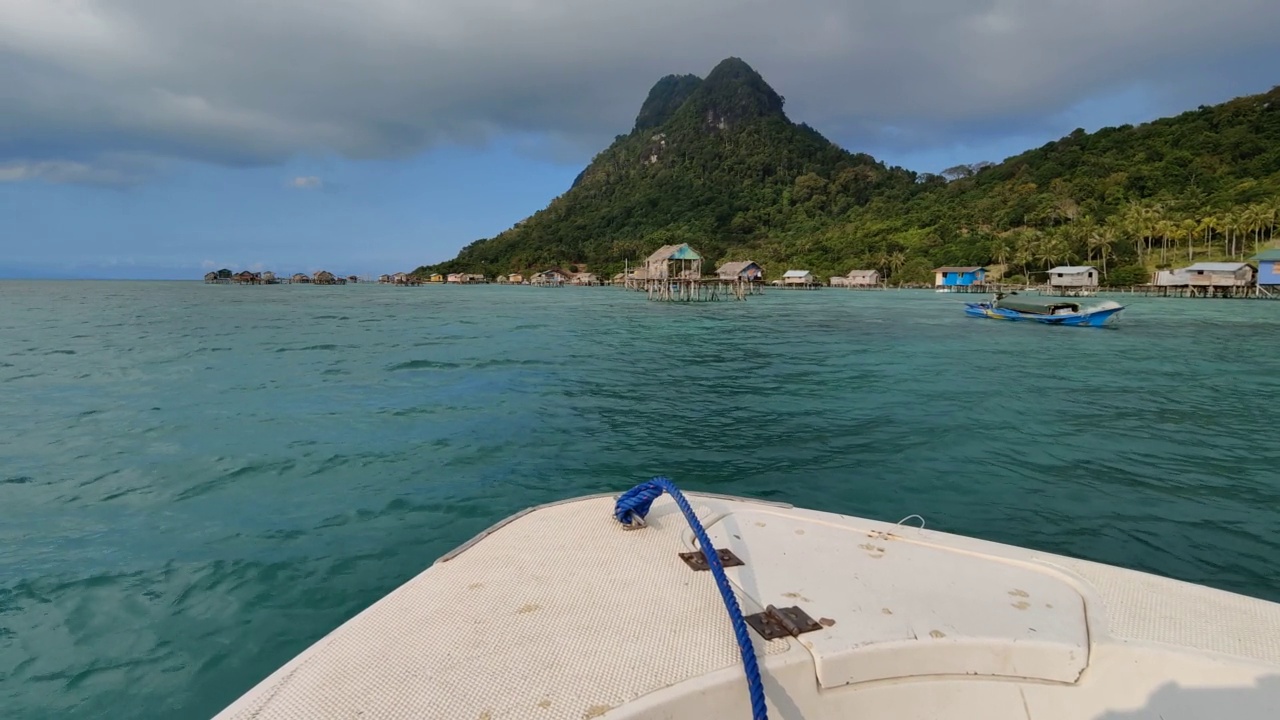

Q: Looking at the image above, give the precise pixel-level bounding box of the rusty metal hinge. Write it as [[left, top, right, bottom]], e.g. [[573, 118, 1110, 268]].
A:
[[678, 548, 744, 571], [745, 604, 823, 640]]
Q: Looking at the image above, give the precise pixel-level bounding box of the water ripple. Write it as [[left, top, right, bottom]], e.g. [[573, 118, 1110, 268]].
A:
[[0, 281, 1278, 719]]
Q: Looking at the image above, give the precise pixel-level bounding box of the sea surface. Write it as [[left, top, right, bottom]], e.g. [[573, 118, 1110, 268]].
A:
[[1, 280, 1278, 718]]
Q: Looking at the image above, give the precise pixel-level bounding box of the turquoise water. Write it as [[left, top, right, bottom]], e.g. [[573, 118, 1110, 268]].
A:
[[1, 281, 1278, 718]]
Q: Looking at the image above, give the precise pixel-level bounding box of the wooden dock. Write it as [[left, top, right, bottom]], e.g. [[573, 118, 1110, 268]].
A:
[[633, 278, 756, 301], [1116, 285, 1279, 299]]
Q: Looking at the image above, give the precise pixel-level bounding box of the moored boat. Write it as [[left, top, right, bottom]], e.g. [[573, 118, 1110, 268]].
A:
[[215, 479, 1280, 720], [965, 292, 1124, 326]]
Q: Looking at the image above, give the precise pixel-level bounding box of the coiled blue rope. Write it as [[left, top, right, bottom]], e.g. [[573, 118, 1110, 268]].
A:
[[613, 477, 768, 720]]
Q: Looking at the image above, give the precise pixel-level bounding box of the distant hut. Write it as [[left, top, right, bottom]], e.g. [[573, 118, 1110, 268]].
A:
[[379, 274, 392, 284], [933, 266, 987, 288], [203, 271, 218, 283], [391, 272, 409, 285], [428, 273, 444, 283], [1047, 266, 1099, 288], [571, 272, 599, 286], [782, 269, 815, 286], [1153, 269, 1188, 287], [495, 274, 510, 284], [314, 270, 337, 285], [347, 275, 360, 284], [716, 260, 763, 282], [1253, 249, 1280, 290], [508, 273, 525, 284], [611, 272, 627, 285], [292, 273, 311, 284], [645, 244, 703, 280], [216, 268, 233, 280], [1180, 262, 1254, 289], [531, 269, 567, 286], [234, 270, 261, 285], [845, 270, 880, 287], [261, 271, 277, 284]]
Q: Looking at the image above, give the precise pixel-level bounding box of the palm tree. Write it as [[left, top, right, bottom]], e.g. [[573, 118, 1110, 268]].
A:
[[1010, 228, 1036, 279], [1037, 232, 1072, 271], [989, 236, 1012, 275], [1264, 198, 1280, 246], [1246, 204, 1267, 255], [1221, 209, 1237, 257], [1122, 201, 1162, 261], [887, 251, 906, 279], [1197, 216, 1216, 259], [1180, 218, 1199, 261], [1087, 226, 1116, 275], [869, 252, 889, 278], [1227, 208, 1248, 259], [1121, 203, 1145, 260], [1157, 220, 1180, 264]]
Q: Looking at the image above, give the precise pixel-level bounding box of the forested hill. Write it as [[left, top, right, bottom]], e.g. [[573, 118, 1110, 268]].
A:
[[417, 58, 1280, 284]]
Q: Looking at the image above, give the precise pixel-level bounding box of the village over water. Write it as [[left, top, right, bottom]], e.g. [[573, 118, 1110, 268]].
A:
[[205, 243, 1280, 301]]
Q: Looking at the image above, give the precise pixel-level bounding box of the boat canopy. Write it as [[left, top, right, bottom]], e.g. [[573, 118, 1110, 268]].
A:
[[994, 297, 1081, 314]]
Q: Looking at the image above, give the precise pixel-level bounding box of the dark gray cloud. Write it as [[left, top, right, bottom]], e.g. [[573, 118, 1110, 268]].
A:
[[3, 0, 1279, 181]]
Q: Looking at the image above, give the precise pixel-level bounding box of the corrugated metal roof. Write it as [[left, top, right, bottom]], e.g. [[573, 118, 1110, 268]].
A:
[[933, 266, 986, 272], [846, 269, 878, 278], [717, 260, 759, 274], [782, 269, 812, 277], [1184, 262, 1248, 272], [1251, 249, 1280, 261], [1048, 266, 1097, 274]]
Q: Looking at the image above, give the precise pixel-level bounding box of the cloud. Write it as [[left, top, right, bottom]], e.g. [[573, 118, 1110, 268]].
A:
[[0, 159, 147, 186], [289, 175, 322, 189], [2, 0, 1278, 179]]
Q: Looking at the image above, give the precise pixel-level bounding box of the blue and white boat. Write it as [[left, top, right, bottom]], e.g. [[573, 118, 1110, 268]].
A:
[[964, 293, 1123, 327]]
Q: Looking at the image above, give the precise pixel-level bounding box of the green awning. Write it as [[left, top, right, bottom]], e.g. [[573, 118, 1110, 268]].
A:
[[668, 244, 703, 260]]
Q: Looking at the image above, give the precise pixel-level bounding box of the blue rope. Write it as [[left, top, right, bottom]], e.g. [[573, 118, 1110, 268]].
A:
[[614, 477, 768, 720]]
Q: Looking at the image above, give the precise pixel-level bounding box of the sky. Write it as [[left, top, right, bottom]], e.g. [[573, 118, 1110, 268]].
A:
[[3, 0, 1279, 279]]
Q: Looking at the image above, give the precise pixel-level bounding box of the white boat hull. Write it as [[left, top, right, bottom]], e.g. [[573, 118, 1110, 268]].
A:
[[215, 493, 1280, 719]]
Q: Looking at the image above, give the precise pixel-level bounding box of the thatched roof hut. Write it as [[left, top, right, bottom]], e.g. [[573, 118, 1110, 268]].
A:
[[314, 270, 336, 284], [716, 260, 763, 281], [204, 271, 218, 283], [261, 271, 277, 283], [292, 273, 310, 283], [645, 244, 703, 280]]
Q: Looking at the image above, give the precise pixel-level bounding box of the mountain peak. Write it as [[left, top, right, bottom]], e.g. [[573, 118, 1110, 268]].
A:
[[633, 74, 703, 132], [683, 57, 786, 130]]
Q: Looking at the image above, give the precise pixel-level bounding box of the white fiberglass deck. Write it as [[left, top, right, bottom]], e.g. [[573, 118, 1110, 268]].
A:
[[216, 493, 1280, 719]]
